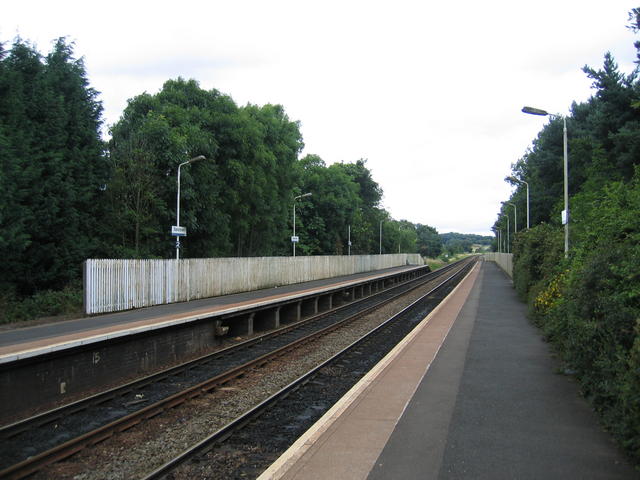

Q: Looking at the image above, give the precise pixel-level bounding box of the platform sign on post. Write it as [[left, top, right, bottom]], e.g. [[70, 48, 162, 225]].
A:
[[561, 210, 568, 226], [172, 225, 187, 237], [291, 235, 299, 243]]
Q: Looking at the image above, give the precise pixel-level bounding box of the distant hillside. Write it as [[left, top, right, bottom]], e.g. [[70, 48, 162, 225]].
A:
[[440, 232, 493, 254], [440, 232, 493, 245]]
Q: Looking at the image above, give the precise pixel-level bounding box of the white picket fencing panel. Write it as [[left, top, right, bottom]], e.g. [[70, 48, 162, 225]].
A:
[[84, 254, 423, 314]]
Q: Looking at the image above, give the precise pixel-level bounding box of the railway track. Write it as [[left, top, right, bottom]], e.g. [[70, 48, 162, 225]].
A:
[[143, 257, 476, 479], [0, 258, 473, 479]]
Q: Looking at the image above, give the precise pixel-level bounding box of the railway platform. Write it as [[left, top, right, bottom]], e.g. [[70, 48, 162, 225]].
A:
[[259, 260, 638, 479], [1, 263, 430, 423], [0, 264, 423, 362]]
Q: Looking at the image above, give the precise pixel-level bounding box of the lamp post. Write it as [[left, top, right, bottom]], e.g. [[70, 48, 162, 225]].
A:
[[379, 220, 383, 254], [522, 106, 569, 257], [175, 155, 205, 260], [293, 192, 312, 257], [508, 176, 529, 229], [503, 228, 506, 253], [503, 214, 510, 253], [503, 201, 517, 234], [348, 225, 351, 256]]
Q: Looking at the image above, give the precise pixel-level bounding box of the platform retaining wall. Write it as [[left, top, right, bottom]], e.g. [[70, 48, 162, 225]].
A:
[[484, 253, 513, 278], [3, 265, 428, 423], [84, 254, 423, 314]]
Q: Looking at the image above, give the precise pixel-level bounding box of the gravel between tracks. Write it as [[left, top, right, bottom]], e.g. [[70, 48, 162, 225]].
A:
[[34, 272, 460, 480]]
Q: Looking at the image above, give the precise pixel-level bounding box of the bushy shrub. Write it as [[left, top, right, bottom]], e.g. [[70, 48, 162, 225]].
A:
[[512, 223, 564, 303], [552, 242, 640, 460], [0, 284, 83, 324], [516, 171, 640, 463]]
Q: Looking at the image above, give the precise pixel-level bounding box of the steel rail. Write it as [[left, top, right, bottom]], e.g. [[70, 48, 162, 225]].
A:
[[1, 265, 440, 440], [142, 259, 475, 480], [0, 259, 471, 479]]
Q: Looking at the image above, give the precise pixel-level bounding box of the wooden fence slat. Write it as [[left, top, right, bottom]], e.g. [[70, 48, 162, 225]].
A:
[[83, 254, 422, 314]]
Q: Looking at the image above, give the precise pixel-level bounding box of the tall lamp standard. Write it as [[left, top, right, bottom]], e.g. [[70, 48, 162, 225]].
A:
[[379, 220, 383, 255], [522, 106, 569, 257], [502, 201, 517, 234], [507, 176, 529, 229], [292, 192, 312, 257], [175, 155, 206, 260], [503, 214, 510, 253]]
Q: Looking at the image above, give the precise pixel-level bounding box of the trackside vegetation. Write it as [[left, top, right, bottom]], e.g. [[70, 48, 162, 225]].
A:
[[497, 9, 640, 465], [0, 37, 486, 323]]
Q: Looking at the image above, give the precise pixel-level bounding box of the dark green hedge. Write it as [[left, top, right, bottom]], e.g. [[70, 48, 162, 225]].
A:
[[512, 173, 640, 464]]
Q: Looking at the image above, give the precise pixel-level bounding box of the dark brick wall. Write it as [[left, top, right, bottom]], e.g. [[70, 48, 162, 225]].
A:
[[0, 319, 217, 422]]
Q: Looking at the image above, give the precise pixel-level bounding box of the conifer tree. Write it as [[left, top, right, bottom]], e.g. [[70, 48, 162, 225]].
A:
[[0, 38, 105, 294]]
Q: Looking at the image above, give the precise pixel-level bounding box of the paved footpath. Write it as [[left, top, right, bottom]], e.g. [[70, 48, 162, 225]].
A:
[[261, 260, 638, 480]]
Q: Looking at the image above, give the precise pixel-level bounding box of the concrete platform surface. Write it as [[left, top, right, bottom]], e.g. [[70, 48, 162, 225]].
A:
[[259, 261, 638, 480], [0, 265, 422, 362]]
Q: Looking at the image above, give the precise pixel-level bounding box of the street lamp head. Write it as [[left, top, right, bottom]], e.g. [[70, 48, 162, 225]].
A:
[[179, 155, 206, 169], [295, 192, 312, 200], [522, 106, 549, 116]]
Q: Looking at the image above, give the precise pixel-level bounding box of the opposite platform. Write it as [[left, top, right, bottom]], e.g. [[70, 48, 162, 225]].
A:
[[260, 260, 637, 479], [0, 265, 422, 363]]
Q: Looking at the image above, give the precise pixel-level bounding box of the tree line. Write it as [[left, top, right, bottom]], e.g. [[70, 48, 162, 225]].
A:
[[440, 232, 492, 255], [496, 9, 640, 464], [0, 37, 450, 304]]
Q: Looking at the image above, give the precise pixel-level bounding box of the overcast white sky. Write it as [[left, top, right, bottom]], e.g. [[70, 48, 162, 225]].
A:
[[3, 1, 638, 235]]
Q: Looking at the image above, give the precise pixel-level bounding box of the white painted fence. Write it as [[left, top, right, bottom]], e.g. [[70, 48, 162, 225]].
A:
[[484, 252, 513, 278], [84, 254, 423, 314]]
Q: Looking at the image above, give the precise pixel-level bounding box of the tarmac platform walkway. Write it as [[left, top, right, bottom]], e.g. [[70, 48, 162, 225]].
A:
[[260, 260, 638, 479]]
